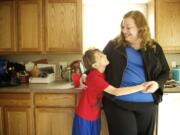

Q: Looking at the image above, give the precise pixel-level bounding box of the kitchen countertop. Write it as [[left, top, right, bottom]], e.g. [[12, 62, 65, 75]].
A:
[[0, 81, 180, 93], [163, 87, 180, 93], [0, 80, 82, 93]]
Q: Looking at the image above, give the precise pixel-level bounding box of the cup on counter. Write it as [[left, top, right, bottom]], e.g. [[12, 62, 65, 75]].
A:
[[72, 72, 81, 88], [19, 74, 29, 84]]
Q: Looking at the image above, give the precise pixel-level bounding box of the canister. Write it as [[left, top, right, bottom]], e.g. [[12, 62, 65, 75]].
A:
[[172, 67, 180, 81]]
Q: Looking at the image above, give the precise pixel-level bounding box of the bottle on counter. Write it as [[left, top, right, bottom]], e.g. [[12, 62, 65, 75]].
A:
[[31, 64, 40, 77]]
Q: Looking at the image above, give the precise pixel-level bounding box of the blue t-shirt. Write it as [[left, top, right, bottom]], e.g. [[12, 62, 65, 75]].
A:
[[115, 47, 154, 102]]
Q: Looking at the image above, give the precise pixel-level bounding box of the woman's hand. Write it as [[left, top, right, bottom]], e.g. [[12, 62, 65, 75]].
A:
[[79, 74, 87, 89], [142, 81, 159, 93]]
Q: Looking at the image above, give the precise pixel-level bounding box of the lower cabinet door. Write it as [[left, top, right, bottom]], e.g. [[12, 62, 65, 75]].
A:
[[36, 108, 74, 135], [101, 111, 109, 135], [4, 107, 33, 135], [0, 107, 3, 135]]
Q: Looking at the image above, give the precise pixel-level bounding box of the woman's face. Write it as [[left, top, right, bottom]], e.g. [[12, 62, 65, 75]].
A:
[[121, 17, 139, 44]]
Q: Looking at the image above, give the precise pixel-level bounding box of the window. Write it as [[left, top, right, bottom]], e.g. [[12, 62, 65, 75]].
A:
[[83, 0, 148, 52]]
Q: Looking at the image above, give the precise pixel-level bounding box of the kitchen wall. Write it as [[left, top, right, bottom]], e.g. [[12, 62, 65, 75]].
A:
[[3, 53, 180, 68], [4, 53, 180, 66], [3, 54, 82, 64], [3, 54, 82, 80], [2, 53, 180, 80], [165, 54, 180, 68]]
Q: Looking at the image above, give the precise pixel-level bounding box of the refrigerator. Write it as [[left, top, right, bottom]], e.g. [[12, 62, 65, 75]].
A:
[[157, 92, 180, 135]]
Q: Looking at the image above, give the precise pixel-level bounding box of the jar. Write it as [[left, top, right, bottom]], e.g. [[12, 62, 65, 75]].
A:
[[61, 66, 72, 82], [172, 67, 180, 82]]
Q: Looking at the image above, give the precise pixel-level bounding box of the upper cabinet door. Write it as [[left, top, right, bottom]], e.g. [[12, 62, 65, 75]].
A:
[[45, 0, 82, 53], [156, 0, 180, 53], [17, 0, 43, 53], [0, 1, 16, 53]]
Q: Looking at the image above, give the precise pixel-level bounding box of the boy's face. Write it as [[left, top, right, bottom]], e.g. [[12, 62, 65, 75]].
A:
[[94, 51, 109, 68]]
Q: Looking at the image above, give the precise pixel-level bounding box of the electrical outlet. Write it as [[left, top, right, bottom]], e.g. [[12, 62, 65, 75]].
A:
[[58, 62, 67, 79], [172, 61, 176, 68]]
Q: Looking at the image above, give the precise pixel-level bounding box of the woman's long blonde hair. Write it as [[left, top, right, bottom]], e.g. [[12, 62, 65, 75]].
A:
[[113, 10, 155, 48]]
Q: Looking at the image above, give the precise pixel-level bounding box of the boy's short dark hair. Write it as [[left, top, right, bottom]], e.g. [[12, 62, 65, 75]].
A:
[[82, 48, 101, 71]]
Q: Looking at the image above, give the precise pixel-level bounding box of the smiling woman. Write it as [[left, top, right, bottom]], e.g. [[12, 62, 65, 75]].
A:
[[83, 0, 148, 52]]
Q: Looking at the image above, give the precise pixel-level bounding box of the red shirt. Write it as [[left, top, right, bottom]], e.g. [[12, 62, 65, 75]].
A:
[[75, 69, 109, 121]]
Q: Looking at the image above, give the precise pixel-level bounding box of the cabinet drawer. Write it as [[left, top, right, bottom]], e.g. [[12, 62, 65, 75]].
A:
[[0, 93, 32, 107], [35, 93, 76, 107]]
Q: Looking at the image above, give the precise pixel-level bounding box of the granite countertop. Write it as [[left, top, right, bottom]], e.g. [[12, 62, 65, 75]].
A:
[[164, 87, 180, 93], [0, 80, 180, 93], [0, 80, 82, 93]]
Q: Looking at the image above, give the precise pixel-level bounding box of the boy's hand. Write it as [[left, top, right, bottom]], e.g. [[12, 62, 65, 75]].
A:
[[142, 81, 159, 93], [140, 82, 150, 91], [79, 74, 87, 89]]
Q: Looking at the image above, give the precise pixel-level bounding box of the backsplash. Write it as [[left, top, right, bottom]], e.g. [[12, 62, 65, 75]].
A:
[[3, 54, 82, 80], [3, 54, 82, 64], [2, 53, 180, 79], [165, 54, 180, 68]]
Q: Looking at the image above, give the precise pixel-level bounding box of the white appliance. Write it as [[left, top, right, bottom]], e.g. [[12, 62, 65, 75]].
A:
[[158, 92, 180, 135], [29, 64, 56, 83]]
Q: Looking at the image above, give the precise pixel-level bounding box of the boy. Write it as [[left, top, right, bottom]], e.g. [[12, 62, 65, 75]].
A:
[[72, 49, 148, 135]]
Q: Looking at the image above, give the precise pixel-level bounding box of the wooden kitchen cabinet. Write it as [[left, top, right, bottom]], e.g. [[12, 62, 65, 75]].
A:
[[75, 93, 109, 135], [44, 0, 82, 53], [34, 93, 109, 135], [35, 93, 76, 135], [36, 108, 74, 135], [101, 112, 109, 135], [0, 107, 3, 135], [0, 0, 16, 53], [17, 0, 43, 53], [4, 107, 33, 135], [0, 0, 43, 53], [0, 93, 34, 135], [0, 0, 82, 54], [155, 0, 180, 53], [0, 89, 109, 135]]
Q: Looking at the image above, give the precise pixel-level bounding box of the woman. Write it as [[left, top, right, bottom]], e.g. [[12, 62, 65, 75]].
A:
[[102, 10, 170, 135]]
